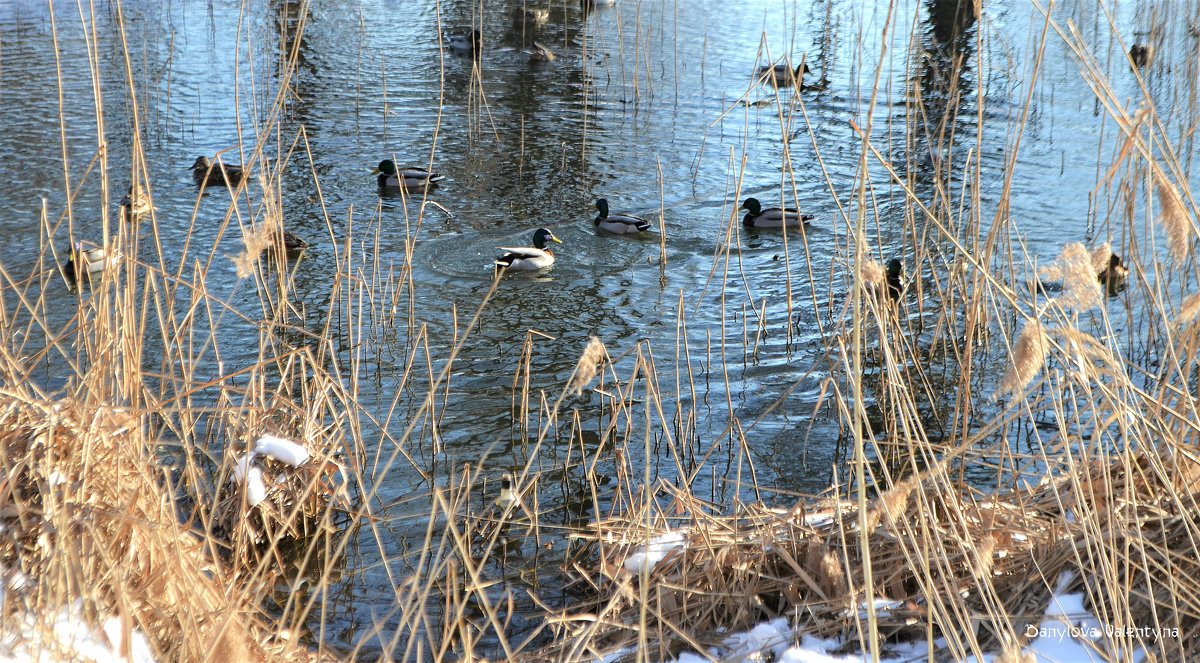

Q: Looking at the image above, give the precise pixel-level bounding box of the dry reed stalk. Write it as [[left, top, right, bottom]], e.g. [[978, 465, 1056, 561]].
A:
[[993, 321, 1048, 400], [1154, 169, 1192, 262]]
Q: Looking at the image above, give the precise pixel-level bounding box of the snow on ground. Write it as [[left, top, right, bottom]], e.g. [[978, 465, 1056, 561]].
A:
[[623, 530, 686, 573], [1, 566, 156, 663]]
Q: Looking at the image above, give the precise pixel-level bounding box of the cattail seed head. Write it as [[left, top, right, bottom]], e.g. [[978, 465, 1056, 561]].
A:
[[1155, 170, 1192, 262], [568, 337, 606, 396], [994, 321, 1049, 400]]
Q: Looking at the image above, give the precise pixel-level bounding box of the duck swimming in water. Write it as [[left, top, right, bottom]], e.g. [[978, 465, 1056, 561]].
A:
[[593, 199, 651, 235], [62, 242, 121, 285], [447, 29, 481, 56], [740, 197, 814, 228], [191, 155, 245, 187], [1098, 252, 1128, 295], [371, 159, 446, 191], [495, 228, 562, 273], [756, 60, 811, 88]]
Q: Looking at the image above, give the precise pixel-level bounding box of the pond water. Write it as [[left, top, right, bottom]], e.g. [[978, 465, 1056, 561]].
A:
[[0, 0, 1191, 657]]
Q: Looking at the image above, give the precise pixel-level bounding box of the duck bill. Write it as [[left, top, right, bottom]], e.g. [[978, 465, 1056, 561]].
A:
[[369, 167, 382, 176], [550, 236, 563, 243]]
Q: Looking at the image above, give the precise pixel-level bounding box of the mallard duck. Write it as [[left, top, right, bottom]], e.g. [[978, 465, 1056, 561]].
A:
[[62, 242, 121, 284], [263, 229, 310, 259], [118, 184, 154, 220], [372, 159, 446, 190], [525, 41, 555, 62], [756, 61, 811, 88], [1129, 44, 1152, 68], [740, 197, 813, 228], [495, 228, 561, 273], [191, 155, 245, 186], [1098, 252, 1128, 294], [511, 6, 549, 33], [884, 258, 904, 301], [594, 199, 651, 234], [447, 29, 481, 55], [494, 472, 518, 509], [801, 75, 831, 92]]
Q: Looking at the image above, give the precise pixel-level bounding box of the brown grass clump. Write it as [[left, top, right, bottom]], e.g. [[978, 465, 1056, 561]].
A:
[[538, 451, 1200, 659], [1154, 169, 1193, 262], [0, 392, 289, 662], [993, 321, 1049, 399], [212, 434, 348, 554]]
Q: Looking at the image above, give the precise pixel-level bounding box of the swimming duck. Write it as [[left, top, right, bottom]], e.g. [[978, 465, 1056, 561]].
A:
[[118, 184, 154, 220], [511, 7, 549, 33], [756, 61, 811, 88], [1098, 253, 1128, 294], [1129, 44, 1152, 68], [594, 199, 651, 234], [372, 159, 446, 190], [740, 197, 813, 228], [62, 242, 121, 284], [884, 258, 904, 301], [264, 229, 310, 259], [525, 41, 555, 62], [191, 156, 245, 186], [494, 472, 518, 509], [447, 29, 481, 55], [495, 228, 561, 273]]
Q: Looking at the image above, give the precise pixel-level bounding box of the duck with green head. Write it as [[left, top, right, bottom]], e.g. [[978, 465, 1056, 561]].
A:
[[594, 199, 651, 235], [495, 228, 562, 273], [372, 159, 446, 190], [191, 155, 245, 186], [740, 197, 814, 229]]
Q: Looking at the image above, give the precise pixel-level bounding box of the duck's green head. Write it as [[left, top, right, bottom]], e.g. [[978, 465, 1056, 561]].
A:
[[886, 258, 903, 280], [533, 228, 562, 249], [740, 197, 762, 214], [595, 198, 610, 216], [796, 62, 813, 76], [1109, 253, 1123, 269], [372, 159, 397, 176]]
